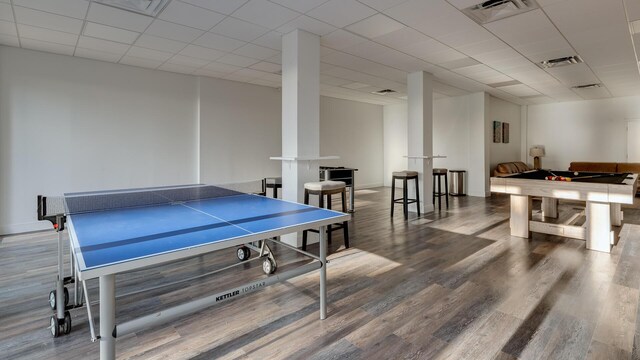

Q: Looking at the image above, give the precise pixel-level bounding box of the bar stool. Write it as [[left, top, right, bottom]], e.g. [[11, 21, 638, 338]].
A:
[[264, 177, 282, 198], [433, 168, 448, 210], [391, 170, 420, 220], [302, 181, 350, 251]]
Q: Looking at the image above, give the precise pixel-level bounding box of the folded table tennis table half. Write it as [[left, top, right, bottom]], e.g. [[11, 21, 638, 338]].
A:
[[39, 184, 350, 360]]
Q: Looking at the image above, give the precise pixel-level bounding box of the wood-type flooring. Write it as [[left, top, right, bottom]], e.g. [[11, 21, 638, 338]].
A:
[[2, 188, 640, 359]]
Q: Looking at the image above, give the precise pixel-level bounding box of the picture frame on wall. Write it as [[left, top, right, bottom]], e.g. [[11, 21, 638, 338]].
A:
[[493, 121, 502, 143], [502, 122, 509, 143]]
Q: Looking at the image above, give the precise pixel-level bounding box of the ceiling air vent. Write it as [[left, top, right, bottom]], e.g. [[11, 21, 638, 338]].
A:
[[539, 55, 583, 69], [463, 0, 539, 24], [94, 0, 171, 17], [372, 89, 396, 95], [572, 83, 602, 89]]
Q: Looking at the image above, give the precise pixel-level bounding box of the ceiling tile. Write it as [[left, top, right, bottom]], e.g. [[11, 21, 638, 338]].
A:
[[249, 61, 281, 73], [439, 57, 481, 70], [203, 61, 243, 73], [277, 15, 336, 36], [86, 3, 153, 32], [135, 34, 187, 53], [167, 54, 210, 67], [83, 22, 139, 44], [321, 29, 367, 50], [346, 14, 405, 39], [0, 3, 13, 22], [18, 24, 78, 46], [77, 36, 130, 55], [180, 0, 248, 15], [158, 1, 226, 31], [320, 74, 352, 86], [12, 0, 88, 19], [233, 43, 279, 59], [158, 62, 198, 74], [119, 55, 163, 69], [625, 0, 640, 22], [179, 44, 225, 60], [21, 37, 75, 55], [268, 0, 329, 13], [193, 68, 227, 78], [14, 6, 83, 34], [210, 17, 269, 41], [217, 53, 261, 66], [194, 32, 246, 51], [233, 67, 273, 79], [233, 0, 300, 29], [0, 20, 17, 37], [0, 34, 20, 46], [145, 20, 204, 42], [126, 46, 174, 61], [307, 0, 377, 28], [495, 84, 541, 97], [251, 31, 282, 50], [356, 0, 410, 11], [75, 47, 122, 62]]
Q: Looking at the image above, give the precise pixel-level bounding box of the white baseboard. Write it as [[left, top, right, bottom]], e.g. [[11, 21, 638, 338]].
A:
[[1, 221, 50, 236]]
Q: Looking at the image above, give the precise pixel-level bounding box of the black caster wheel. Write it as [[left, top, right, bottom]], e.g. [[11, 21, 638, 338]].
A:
[[63, 311, 72, 335], [48, 288, 69, 310], [236, 246, 251, 262], [50, 316, 60, 338], [262, 258, 277, 275]]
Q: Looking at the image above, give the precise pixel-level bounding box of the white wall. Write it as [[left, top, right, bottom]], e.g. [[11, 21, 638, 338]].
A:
[[489, 96, 522, 171], [199, 77, 282, 186], [383, 104, 408, 186], [321, 96, 384, 188], [0, 46, 198, 234], [383, 93, 519, 197], [526, 96, 640, 170]]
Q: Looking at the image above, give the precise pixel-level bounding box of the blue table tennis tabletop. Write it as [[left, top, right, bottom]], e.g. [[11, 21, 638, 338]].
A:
[[65, 186, 349, 279]]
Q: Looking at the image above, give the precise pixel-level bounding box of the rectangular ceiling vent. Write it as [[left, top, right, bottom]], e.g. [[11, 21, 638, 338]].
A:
[[463, 0, 539, 24], [539, 55, 583, 69], [94, 0, 171, 17], [372, 89, 396, 95], [572, 83, 602, 89]]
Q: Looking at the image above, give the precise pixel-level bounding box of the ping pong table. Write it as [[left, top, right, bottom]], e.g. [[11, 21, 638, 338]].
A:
[[38, 184, 350, 360]]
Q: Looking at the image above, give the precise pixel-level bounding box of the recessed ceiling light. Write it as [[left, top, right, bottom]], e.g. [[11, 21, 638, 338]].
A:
[[539, 55, 583, 69], [94, 0, 171, 17], [572, 83, 602, 89]]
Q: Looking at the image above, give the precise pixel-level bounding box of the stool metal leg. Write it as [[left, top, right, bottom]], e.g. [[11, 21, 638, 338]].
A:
[[403, 178, 408, 220], [391, 176, 396, 216], [438, 174, 442, 211], [432, 174, 436, 205], [326, 194, 332, 244], [444, 173, 449, 208], [341, 190, 349, 248], [415, 176, 420, 216]]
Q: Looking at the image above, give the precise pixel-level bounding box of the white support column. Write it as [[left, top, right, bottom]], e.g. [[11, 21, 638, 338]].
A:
[[281, 30, 320, 247], [407, 71, 434, 213], [467, 92, 491, 197]]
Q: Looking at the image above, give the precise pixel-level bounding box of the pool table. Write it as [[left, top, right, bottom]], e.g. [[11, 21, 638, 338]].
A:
[[491, 169, 638, 253]]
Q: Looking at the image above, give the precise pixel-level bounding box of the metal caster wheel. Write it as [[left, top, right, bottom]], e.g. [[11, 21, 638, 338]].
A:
[[236, 246, 251, 261], [262, 258, 277, 275], [50, 316, 60, 338], [63, 311, 72, 335]]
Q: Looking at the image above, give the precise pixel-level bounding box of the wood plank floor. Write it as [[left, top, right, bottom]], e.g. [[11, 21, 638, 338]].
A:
[[3, 189, 640, 359]]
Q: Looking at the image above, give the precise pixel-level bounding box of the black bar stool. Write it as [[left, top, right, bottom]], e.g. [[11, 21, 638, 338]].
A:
[[264, 177, 282, 198], [391, 171, 420, 220], [302, 181, 350, 251], [432, 168, 448, 210]]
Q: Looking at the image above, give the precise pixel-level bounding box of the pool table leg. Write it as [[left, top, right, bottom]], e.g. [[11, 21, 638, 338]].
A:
[[541, 197, 558, 219], [510, 195, 532, 238], [586, 201, 613, 253]]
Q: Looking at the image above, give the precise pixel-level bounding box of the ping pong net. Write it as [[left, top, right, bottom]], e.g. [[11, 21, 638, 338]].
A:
[[38, 183, 264, 224]]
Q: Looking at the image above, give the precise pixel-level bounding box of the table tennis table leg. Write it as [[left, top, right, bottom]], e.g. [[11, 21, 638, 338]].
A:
[[319, 225, 327, 320], [55, 231, 65, 321], [100, 274, 116, 360]]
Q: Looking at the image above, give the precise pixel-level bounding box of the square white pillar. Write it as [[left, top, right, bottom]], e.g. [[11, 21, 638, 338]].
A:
[[281, 30, 320, 247], [407, 71, 434, 213]]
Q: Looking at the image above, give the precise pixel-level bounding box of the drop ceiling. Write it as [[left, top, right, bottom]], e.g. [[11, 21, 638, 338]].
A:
[[1, 0, 640, 106]]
